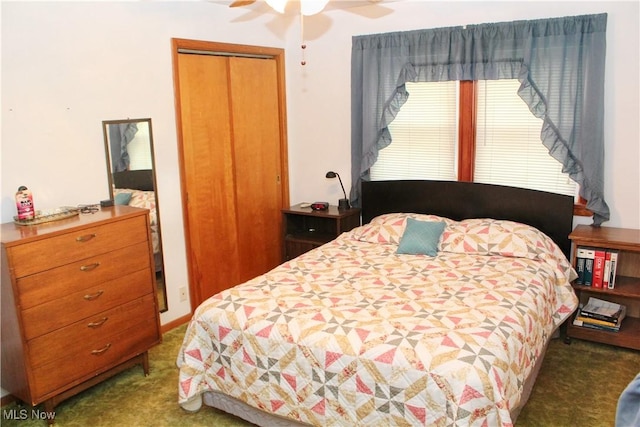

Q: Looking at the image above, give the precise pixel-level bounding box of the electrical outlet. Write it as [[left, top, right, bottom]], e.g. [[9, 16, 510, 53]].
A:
[[179, 286, 188, 302]]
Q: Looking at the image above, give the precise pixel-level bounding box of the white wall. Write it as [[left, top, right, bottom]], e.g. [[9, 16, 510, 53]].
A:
[[2, 1, 638, 331]]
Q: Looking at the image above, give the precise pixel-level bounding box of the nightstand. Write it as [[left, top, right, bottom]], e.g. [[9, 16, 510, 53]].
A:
[[565, 225, 640, 350], [282, 204, 361, 261]]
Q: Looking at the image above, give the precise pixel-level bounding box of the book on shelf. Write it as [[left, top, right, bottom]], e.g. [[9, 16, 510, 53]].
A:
[[575, 246, 588, 285], [573, 305, 626, 332], [592, 248, 606, 288], [580, 297, 625, 323], [608, 250, 619, 289], [582, 247, 595, 286], [602, 250, 612, 289], [574, 246, 620, 288]]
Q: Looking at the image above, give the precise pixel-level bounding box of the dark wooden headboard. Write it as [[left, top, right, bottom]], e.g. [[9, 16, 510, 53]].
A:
[[112, 169, 155, 191], [361, 180, 575, 258]]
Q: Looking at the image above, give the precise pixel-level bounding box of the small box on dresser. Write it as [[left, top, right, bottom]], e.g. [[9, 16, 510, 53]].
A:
[[1, 205, 162, 422], [566, 225, 640, 350]]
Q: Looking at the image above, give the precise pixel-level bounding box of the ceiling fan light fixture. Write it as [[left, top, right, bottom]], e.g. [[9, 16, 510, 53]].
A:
[[265, 0, 288, 13], [300, 0, 330, 16]]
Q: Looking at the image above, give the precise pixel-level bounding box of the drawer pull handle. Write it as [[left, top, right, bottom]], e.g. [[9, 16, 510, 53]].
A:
[[83, 290, 104, 301], [76, 233, 97, 242], [87, 317, 109, 328], [80, 262, 100, 272], [91, 343, 112, 356]]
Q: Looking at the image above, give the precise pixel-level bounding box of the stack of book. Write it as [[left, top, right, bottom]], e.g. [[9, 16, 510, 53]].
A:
[[575, 246, 619, 288], [573, 297, 627, 332]]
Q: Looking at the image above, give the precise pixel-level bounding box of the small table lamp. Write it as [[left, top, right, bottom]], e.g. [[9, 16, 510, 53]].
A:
[[325, 171, 350, 210]]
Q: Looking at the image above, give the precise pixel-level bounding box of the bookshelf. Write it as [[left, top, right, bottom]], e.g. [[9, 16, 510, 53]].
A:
[[566, 225, 640, 350]]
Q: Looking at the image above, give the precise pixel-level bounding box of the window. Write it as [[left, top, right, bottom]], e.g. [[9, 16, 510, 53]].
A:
[[127, 122, 153, 170], [371, 79, 578, 199], [371, 81, 458, 181]]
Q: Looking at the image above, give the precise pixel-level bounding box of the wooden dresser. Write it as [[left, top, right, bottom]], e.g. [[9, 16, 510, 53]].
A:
[[1, 206, 161, 418]]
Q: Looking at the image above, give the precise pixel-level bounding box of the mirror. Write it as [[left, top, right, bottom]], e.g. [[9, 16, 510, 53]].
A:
[[102, 118, 167, 313]]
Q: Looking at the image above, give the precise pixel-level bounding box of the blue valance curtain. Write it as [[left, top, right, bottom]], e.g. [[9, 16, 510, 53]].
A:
[[109, 122, 139, 173], [351, 13, 609, 225]]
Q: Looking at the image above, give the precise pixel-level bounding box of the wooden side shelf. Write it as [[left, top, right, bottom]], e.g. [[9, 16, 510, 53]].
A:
[[567, 316, 640, 350], [566, 225, 640, 351]]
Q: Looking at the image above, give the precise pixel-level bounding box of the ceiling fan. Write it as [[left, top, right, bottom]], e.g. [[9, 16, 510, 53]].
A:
[[227, 0, 387, 65], [229, 0, 383, 16]]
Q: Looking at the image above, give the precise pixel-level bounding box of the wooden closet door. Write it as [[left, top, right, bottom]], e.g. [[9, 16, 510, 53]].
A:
[[177, 53, 241, 302], [229, 57, 284, 283], [175, 43, 289, 308]]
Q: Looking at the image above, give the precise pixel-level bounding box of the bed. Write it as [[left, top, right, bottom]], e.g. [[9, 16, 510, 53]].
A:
[[111, 169, 162, 272], [177, 180, 579, 426]]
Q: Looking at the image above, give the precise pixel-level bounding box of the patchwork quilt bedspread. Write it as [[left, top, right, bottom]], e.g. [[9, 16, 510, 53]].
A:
[[113, 187, 159, 254], [177, 215, 578, 426], [127, 190, 159, 255]]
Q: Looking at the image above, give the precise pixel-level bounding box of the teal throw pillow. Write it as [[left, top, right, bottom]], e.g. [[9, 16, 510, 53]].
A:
[[114, 192, 133, 205], [397, 218, 446, 256]]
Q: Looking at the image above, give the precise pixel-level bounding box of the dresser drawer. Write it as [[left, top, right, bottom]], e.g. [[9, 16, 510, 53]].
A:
[[28, 294, 157, 368], [17, 242, 150, 309], [31, 314, 159, 400], [9, 215, 148, 278], [21, 269, 153, 340]]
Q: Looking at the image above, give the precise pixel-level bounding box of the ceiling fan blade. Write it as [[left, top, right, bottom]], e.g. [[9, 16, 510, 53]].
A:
[[226, 0, 395, 16], [229, 0, 256, 7]]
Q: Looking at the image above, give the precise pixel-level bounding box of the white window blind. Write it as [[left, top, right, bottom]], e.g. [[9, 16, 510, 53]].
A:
[[370, 81, 458, 181], [475, 79, 576, 196], [127, 122, 153, 170], [371, 79, 577, 198]]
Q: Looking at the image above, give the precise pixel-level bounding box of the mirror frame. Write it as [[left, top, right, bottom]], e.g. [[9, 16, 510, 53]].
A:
[[102, 118, 168, 313]]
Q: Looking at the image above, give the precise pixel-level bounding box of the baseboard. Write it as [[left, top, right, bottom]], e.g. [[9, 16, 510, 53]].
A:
[[161, 313, 191, 334]]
